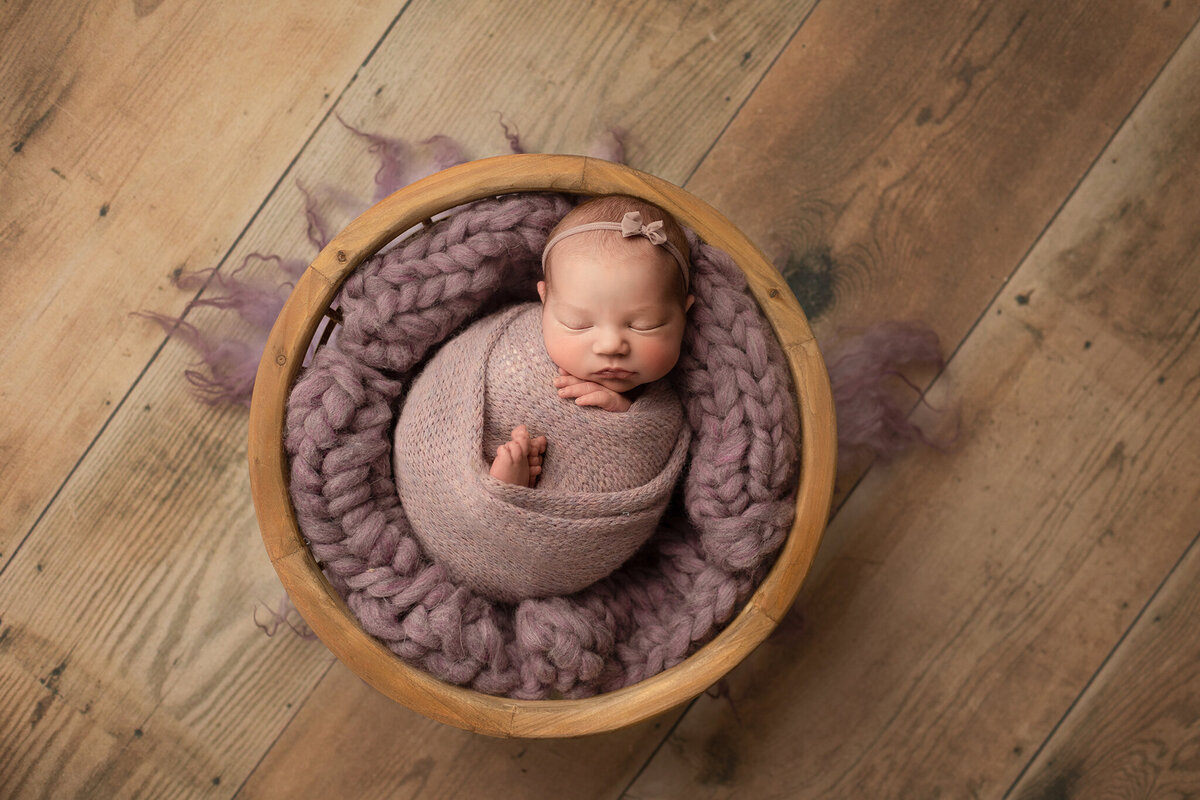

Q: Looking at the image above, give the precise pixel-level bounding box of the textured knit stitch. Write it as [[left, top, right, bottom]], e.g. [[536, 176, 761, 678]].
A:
[[394, 303, 689, 601], [285, 192, 799, 699]]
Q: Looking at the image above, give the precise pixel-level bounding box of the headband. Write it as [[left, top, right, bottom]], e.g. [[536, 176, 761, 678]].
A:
[[541, 211, 690, 292]]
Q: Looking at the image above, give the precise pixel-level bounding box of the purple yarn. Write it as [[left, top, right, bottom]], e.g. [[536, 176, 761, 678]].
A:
[[498, 113, 525, 154], [299, 182, 333, 250], [284, 193, 800, 698]]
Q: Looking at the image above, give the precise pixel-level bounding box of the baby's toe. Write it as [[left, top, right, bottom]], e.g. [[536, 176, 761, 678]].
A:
[[511, 425, 530, 450]]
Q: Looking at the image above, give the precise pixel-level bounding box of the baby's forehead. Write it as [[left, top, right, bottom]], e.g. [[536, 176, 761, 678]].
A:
[[549, 232, 677, 274]]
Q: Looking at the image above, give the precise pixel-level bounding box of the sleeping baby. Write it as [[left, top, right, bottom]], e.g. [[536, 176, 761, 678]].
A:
[[489, 194, 695, 487], [394, 195, 695, 601]]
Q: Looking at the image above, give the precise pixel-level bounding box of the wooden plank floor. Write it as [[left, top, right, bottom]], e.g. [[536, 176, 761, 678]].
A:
[[2, 1, 1198, 797]]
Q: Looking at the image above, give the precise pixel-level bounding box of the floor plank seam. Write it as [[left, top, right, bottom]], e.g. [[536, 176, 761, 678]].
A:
[[230, 657, 339, 799], [1001, 526, 1200, 798], [680, 0, 823, 188], [0, 0, 419, 578], [613, 9, 831, 780], [13, 2, 1200, 794], [0, 335, 169, 580], [986, 27, 1200, 792], [617, 696, 699, 800], [932, 7, 1200, 380], [355, 0, 414, 72]]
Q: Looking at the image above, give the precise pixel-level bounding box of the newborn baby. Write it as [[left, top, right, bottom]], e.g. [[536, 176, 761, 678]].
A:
[[489, 194, 695, 487], [394, 194, 695, 600]]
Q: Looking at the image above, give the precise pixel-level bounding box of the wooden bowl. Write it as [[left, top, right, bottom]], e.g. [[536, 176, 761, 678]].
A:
[[248, 154, 836, 738]]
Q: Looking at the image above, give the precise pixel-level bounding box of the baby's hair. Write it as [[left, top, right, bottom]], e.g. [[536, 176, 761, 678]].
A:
[[543, 195, 691, 304]]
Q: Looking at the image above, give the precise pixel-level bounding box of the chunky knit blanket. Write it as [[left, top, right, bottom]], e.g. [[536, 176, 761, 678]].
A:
[[395, 303, 690, 602], [285, 193, 799, 698]]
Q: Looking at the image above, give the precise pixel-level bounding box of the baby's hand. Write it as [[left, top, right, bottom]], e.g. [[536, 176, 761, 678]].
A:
[[554, 369, 632, 412]]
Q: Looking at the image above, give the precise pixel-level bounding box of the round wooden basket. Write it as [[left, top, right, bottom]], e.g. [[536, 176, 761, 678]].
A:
[[248, 154, 836, 738]]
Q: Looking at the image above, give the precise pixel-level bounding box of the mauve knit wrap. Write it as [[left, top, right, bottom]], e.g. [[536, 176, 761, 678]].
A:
[[395, 303, 690, 602], [285, 193, 799, 698]]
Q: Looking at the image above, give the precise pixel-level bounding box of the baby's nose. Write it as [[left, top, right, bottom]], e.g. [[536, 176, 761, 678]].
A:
[[593, 328, 630, 355]]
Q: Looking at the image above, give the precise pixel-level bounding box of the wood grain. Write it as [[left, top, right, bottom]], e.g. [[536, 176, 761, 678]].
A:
[[236, 0, 818, 281], [1009, 534, 1200, 799], [7, 0, 1200, 794], [236, 662, 683, 800], [627, 12, 1200, 799], [0, 365, 336, 797], [0, 0, 815, 794], [333, 0, 815, 183], [685, 0, 1197, 342], [1004, 26, 1200, 797], [0, 0, 408, 561]]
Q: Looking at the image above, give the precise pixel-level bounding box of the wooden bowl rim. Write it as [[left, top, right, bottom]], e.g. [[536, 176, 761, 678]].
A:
[[248, 154, 836, 738]]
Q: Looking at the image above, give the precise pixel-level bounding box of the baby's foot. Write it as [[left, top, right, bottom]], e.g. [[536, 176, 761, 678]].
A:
[[489, 425, 547, 488]]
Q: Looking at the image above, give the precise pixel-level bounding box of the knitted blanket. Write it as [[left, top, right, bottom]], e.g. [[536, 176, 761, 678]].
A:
[[285, 193, 799, 698], [394, 303, 690, 602]]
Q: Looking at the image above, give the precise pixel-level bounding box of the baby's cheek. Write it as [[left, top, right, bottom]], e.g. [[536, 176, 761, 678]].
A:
[[639, 338, 682, 379], [543, 332, 586, 377]]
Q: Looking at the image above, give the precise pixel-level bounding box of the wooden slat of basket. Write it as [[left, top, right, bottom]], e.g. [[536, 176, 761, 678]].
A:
[[248, 153, 837, 737]]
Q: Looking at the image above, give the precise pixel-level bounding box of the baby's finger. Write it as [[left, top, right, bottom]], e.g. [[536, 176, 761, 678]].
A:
[[573, 389, 613, 408], [557, 381, 600, 399]]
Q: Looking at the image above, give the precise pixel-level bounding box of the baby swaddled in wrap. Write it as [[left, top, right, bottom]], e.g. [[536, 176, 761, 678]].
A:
[[394, 195, 696, 603], [284, 188, 805, 698], [394, 303, 690, 601]]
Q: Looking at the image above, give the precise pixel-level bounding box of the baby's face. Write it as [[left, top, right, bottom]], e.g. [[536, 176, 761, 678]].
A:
[[538, 236, 693, 394]]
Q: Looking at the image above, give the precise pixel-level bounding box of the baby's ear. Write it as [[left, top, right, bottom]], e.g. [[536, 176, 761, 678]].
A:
[[684, 294, 695, 313], [537, 281, 547, 303]]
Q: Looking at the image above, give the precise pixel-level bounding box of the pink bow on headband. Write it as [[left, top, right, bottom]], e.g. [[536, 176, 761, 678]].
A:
[[540, 208, 691, 291], [620, 211, 667, 245]]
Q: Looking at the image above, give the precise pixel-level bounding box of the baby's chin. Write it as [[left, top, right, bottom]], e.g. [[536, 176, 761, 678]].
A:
[[590, 373, 642, 393]]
